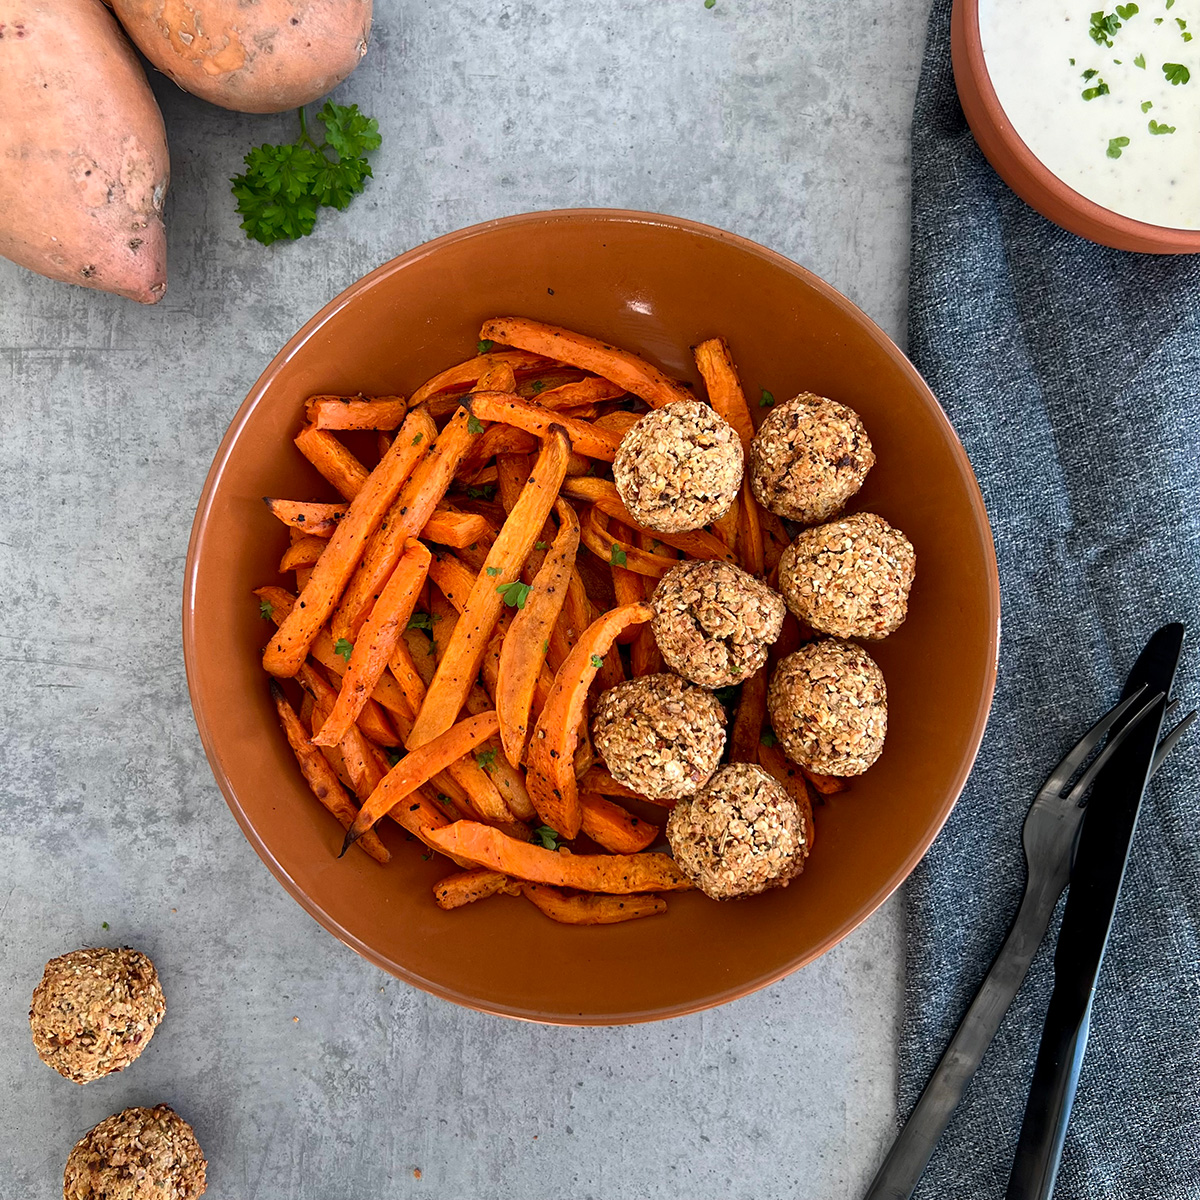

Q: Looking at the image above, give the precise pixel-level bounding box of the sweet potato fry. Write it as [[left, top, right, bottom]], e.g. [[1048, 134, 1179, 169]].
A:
[[426, 551, 478, 613], [736, 478, 765, 576], [407, 428, 572, 749], [496, 499, 580, 767], [455, 424, 540, 481], [757, 740, 816, 853], [578, 765, 651, 801], [294, 425, 370, 501], [410, 350, 554, 407], [421, 508, 493, 548], [532, 376, 625, 409], [580, 507, 676, 580], [609, 521, 645, 645], [476, 361, 517, 392], [579, 793, 659, 853], [305, 396, 408, 430], [257, 587, 401, 744], [270, 681, 390, 864], [693, 337, 755, 450], [296, 660, 397, 758], [425, 821, 693, 892], [526, 601, 653, 838], [279, 535, 328, 572], [520, 882, 667, 924], [344, 712, 501, 848], [332, 406, 474, 642], [479, 317, 692, 409], [433, 868, 513, 910], [264, 498, 347, 538], [496, 452, 533, 514], [465, 392, 619, 461], [800, 767, 849, 795], [729, 666, 768, 764], [388, 635, 427, 719], [313, 539, 431, 747], [560, 478, 735, 563], [263, 407, 435, 678], [592, 410, 642, 438]]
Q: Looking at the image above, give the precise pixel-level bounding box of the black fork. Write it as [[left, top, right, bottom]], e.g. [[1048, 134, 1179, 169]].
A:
[[863, 687, 1196, 1200]]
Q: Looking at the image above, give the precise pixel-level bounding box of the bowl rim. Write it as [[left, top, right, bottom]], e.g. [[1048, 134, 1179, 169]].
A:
[[182, 207, 1001, 1024], [953, 0, 1200, 250]]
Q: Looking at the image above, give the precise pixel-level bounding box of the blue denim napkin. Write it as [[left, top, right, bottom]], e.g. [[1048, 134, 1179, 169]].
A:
[[901, 3, 1200, 1196]]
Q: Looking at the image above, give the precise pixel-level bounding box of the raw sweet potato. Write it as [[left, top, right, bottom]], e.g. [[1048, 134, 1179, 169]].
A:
[[110, 0, 373, 114], [0, 0, 169, 303]]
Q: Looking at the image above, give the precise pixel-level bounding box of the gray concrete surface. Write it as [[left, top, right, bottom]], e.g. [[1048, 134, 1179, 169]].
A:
[[0, 2, 930, 1196]]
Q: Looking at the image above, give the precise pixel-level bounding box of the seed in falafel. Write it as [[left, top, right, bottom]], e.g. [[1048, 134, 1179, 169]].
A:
[[749, 392, 875, 525], [778, 512, 916, 640], [30, 946, 165, 1084], [591, 673, 726, 799], [650, 559, 785, 688], [613, 399, 744, 533], [767, 640, 887, 776], [666, 763, 809, 900]]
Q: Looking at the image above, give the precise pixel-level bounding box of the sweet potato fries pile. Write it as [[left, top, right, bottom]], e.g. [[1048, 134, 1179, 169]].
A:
[[256, 317, 839, 926]]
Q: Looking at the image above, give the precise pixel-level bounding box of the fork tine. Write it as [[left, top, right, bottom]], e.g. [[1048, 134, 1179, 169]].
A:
[[1065, 691, 1166, 806], [1040, 684, 1148, 798], [1151, 710, 1197, 778]]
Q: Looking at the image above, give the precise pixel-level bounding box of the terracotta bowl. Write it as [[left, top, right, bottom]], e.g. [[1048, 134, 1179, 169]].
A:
[[952, 0, 1200, 254], [183, 209, 999, 1025]]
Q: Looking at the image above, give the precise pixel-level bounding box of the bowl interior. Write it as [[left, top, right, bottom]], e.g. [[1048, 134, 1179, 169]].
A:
[[184, 210, 999, 1024]]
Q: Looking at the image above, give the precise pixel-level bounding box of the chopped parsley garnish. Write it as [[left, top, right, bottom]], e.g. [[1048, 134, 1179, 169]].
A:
[[705, 0, 716, 7], [1083, 79, 1111, 99], [1114, 3, 1138, 19], [1135, 53, 1147, 67], [407, 612, 442, 630], [497, 580, 532, 609], [259, 597, 274, 620], [467, 412, 485, 435], [532, 825, 561, 850], [334, 637, 354, 663], [412, 432, 424, 446], [101, 921, 110, 930], [534, 540, 548, 551], [485, 566, 502, 576], [713, 684, 740, 708], [542, 639, 550, 653], [759, 387, 776, 407], [1167, 0, 1175, 7], [608, 542, 627, 567], [1089, 10, 1122, 46], [385, 748, 405, 767], [760, 729, 778, 748], [1142, 99, 1154, 111], [530, 380, 546, 394], [590, 654, 604, 668], [476, 748, 498, 768], [1106, 135, 1131, 157], [1163, 62, 1191, 85], [231, 102, 381, 245], [477, 339, 494, 355], [466, 483, 496, 500], [1148, 118, 1177, 133], [1082, 68, 1100, 79]]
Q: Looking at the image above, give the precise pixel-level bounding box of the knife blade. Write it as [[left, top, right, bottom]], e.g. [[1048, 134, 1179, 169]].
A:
[[1005, 622, 1185, 1199]]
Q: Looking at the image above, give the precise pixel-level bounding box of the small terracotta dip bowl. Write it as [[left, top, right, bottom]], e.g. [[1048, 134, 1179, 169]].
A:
[[952, 0, 1200, 254]]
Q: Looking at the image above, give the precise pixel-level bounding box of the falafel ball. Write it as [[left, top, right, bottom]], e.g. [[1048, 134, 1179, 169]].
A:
[[778, 512, 916, 640], [30, 947, 165, 1084], [63, 1105, 206, 1200], [613, 399, 744, 533], [666, 763, 809, 899], [650, 559, 786, 688], [591, 673, 726, 799], [767, 640, 887, 776], [749, 392, 875, 525]]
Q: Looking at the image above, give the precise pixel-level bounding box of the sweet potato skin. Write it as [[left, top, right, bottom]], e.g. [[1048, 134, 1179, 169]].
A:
[[111, 0, 373, 113], [0, 0, 169, 303]]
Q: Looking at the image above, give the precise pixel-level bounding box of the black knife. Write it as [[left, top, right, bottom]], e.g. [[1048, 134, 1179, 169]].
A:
[[1005, 622, 1185, 1199]]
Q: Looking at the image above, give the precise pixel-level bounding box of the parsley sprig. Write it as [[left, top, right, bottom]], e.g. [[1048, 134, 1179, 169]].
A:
[[532, 825, 561, 850], [232, 102, 381, 246]]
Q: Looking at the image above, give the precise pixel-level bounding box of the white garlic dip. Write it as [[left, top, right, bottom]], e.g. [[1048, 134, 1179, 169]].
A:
[[978, 0, 1200, 228]]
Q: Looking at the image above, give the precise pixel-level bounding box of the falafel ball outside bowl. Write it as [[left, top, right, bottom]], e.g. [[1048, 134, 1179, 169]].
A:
[[183, 209, 999, 1025]]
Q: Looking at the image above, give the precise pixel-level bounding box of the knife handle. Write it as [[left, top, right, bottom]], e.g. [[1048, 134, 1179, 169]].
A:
[[1005, 985, 1094, 1199], [864, 881, 1063, 1200]]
